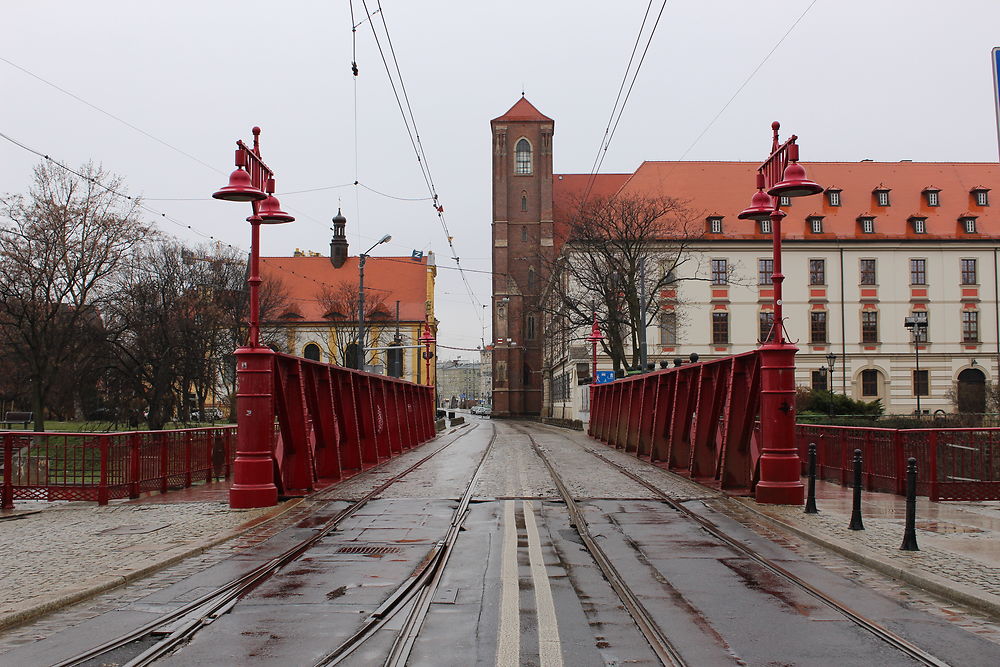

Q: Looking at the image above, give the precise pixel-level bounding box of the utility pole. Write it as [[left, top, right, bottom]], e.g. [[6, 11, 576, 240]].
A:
[[638, 257, 648, 371]]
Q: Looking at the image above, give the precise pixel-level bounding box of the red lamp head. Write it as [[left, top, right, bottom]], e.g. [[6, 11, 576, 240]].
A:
[[738, 189, 775, 221], [255, 194, 295, 224], [768, 161, 823, 198], [213, 167, 266, 203]]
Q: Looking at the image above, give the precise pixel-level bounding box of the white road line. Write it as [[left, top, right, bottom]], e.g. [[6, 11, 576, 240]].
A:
[[496, 500, 520, 667], [523, 500, 564, 667]]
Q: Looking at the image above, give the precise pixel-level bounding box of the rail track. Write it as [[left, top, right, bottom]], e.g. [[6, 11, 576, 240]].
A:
[[55, 422, 487, 667], [533, 423, 950, 667]]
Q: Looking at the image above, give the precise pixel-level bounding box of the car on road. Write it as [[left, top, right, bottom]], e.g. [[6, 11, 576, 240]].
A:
[[192, 408, 225, 421], [470, 404, 492, 416]]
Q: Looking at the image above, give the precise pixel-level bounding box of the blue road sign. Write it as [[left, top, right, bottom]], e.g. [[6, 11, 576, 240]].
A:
[[595, 370, 615, 384]]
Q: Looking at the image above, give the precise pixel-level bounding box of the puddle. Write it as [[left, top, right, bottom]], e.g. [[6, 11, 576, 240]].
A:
[[914, 521, 984, 534]]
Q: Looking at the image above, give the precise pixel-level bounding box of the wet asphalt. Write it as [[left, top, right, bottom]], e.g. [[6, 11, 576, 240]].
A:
[[3, 419, 1000, 666]]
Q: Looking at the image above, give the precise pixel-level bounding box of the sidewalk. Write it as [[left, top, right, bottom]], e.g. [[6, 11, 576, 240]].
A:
[[737, 479, 1000, 618], [0, 481, 297, 631]]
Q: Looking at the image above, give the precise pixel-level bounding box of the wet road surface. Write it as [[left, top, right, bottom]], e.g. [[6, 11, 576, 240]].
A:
[[2, 420, 1000, 666]]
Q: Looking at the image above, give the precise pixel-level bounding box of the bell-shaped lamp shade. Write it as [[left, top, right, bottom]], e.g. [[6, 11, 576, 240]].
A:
[[768, 162, 823, 198], [737, 189, 775, 221], [256, 195, 295, 224], [213, 168, 267, 202]]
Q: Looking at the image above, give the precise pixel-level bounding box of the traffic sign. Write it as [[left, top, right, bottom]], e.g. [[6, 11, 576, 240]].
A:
[[595, 371, 615, 384]]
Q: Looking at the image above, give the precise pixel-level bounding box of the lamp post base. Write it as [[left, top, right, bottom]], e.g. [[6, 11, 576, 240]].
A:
[[229, 346, 279, 509], [755, 340, 804, 505]]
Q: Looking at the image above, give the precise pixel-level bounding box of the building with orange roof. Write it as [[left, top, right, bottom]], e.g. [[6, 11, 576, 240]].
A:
[[491, 97, 1000, 421], [259, 212, 436, 385]]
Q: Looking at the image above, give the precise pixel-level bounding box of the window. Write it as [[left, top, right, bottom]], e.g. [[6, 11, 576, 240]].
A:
[[527, 267, 537, 291], [910, 311, 929, 342], [974, 188, 990, 206], [861, 369, 879, 397], [303, 343, 321, 362], [810, 311, 827, 344], [963, 311, 979, 343], [758, 258, 773, 285], [910, 258, 927, 285], [779, 195, 791, 206], [860, 258, 877, 285], [961, 216, 978, 233], [961, 258, 978, 285], [910, 216, 926, 234], [827, 189, 841, 206], [875, 188, 891, 206], [913, 370, 929, 397], [712, 312, 729, 344], [515, 138, 532, 175], [760, 219, 772, 234], [925, 189, 940, 206], [859, 216, 875, 233], [521, 194, 528, 212], [759, 311, 774, 342], [811, 370, 828, 392], [861, 310, 878, 343], [809, 259, 826, 285], [708, 216, 723, 234], [711, 259, 728, 285], [808, 216, 824, 233], [521, 226, 527, 242], [659, 311, 677, 345], [526, 314, 536, 339]]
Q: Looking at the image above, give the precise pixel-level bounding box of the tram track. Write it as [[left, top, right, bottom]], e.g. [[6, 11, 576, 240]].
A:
[[54, 422, 485, 667], [533, 423, 950, 667]]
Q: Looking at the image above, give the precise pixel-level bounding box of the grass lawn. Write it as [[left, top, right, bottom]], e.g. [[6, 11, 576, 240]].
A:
[[34, 420, 235, 433]]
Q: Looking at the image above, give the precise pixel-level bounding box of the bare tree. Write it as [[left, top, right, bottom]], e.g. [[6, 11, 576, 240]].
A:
[[0, 161, 152, 430], [540, 193, 707, 372], [315, 280, 391, 369]]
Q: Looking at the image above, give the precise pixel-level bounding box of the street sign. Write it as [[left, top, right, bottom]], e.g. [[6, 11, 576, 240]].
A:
[[595, 370, 615, 384]]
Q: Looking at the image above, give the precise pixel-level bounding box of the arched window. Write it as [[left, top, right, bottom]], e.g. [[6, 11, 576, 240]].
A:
[[527, 267, 537, 291], [515, 138, 532, 175], [521, 192, 528, 212], [303, 343, 321, 361], [521, 226, 528, 242]]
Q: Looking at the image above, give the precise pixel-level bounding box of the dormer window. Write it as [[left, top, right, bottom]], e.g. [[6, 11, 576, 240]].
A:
[[961, 216, 978, 234], [972, 187, 990, 206], [779, 195, 791, 206], [515, 138, 532, 175], [908, 216, 927, 234], [707, 216, 723, 234], [760, 219, 772, 234], [923, 187, 940, 207], [858, 216, 876, 234], [874, 187, 891, 207], [826, 188, 842, 206], [807, 216, 824, 233]]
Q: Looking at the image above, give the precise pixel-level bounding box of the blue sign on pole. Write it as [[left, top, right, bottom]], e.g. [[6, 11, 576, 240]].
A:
[[595, 370, 615, 384]]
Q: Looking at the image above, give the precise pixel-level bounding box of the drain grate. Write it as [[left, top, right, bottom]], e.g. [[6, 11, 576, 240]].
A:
[[336, 544, 402, 555]]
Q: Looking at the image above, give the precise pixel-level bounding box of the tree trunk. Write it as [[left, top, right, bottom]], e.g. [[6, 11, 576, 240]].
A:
[[32, 381, 45, 432]]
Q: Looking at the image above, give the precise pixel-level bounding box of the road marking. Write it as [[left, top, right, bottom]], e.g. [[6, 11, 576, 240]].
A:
[[497, 500, 520, 667], [523, 500, 563, 667]]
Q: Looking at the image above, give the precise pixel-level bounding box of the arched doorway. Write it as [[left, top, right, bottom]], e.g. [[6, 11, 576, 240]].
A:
[[957, 368, 986, 413], [303, 343, 321, 362]]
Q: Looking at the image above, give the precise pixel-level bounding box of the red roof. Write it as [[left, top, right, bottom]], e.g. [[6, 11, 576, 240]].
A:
[[553, 161, 1000, 241], [260, 256, 430, 323], [492, 96, 552, 123]]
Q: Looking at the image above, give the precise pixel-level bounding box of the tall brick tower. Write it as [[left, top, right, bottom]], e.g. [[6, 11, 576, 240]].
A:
[[490, 97, 554, 416]]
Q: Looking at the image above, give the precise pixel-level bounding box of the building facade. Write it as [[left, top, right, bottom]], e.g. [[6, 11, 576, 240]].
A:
[[436, 359, 484, 408]]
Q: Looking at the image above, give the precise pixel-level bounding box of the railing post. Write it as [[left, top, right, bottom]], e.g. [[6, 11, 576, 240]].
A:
[[206, 430, 214, 484], [184, 430, 193, 488], [224, 428, 233, 479], [2, 434, 14, 510], [893, 429, 905, 496], [129, 432, 141, 499], [98, 437, 110, 506], [900, 457, 919, 551], [159, 432, 169, 494]]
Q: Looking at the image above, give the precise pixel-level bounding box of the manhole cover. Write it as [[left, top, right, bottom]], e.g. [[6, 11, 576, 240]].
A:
[[914, 521, 983, 534], [99, 523, 171, 535], [336, 544, 401, 555]]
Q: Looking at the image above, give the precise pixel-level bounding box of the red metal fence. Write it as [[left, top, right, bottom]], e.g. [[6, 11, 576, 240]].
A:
[[1, 427, 235, 507], [268, 352, 436, 496], [796, 425, 1000, 501], [588, 351, 762, 492]]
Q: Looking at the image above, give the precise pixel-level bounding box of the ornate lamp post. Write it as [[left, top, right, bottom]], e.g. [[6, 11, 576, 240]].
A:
[[825, 352, 837, 416], [904, 316, 927, 415], [212, 127, 294, 509], [419, 323, 436, 387], [738, 121, 823, 505], [357, 234, 392, 371], [585, 310, 603, 384]]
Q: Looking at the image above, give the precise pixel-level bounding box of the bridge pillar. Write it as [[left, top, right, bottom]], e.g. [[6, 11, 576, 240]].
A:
[[230, 346, 279, 508], [755, 342, 804, 505]]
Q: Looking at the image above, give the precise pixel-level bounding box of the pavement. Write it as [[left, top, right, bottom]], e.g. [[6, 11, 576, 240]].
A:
[[735, 479, 1000, 619], [0, 481, 299, 631]]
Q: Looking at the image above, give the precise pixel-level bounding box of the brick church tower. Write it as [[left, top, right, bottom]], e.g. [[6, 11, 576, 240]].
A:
[[490, 97, 555, 416]]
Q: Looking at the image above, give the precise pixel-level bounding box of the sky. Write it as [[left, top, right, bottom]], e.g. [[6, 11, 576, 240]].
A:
[[3, 1, 1000, 361]]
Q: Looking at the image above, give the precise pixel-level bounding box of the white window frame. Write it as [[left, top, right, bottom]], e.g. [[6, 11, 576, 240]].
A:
[[809, 217, 823, 233], [926, 190, 940, 206], [975, 190, 989, 206], [962, 217, 977, 233], [912, 218, 926, 234], [514, 138, 532, 175], [709, 217, 723, 234], [760, 219, 772, 234], [779, 195, 791, 206], [861, 218, 875, 234], [876, 190, 890, 206], [827, 190, 841, 206]]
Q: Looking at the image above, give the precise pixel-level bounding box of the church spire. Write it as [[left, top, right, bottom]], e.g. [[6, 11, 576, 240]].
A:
[[330, 208, 349, 269]]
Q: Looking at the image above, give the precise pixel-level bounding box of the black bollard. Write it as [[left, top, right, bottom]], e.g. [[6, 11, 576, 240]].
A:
[[849, 448, 865, 530], [804, 443, 818, 514], [900, 457, 919, 551]]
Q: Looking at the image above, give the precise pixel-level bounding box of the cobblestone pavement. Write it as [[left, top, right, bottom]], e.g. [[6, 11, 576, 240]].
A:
[[0, 500, 274, 629]]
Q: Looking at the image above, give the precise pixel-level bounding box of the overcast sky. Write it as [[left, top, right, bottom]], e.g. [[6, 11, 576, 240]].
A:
[[3, 1, 1000, 359]]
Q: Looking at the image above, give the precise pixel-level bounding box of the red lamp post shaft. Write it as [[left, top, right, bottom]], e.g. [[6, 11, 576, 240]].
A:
[[247, 214, 262, 348]]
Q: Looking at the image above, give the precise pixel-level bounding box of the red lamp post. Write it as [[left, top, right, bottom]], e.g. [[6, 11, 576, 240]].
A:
[[585, 310, 603, 383], [738, 121, 823, 505], [419, 323, 436, 387], [212, 127, 294, 509]]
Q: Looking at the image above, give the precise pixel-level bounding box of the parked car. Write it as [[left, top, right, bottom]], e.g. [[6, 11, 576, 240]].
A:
[[192, 408, 225, 421], [471, 405, 492, 416]]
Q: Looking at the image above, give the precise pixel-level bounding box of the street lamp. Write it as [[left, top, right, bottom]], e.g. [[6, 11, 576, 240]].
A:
[[825, 353, 837, 414], [738, 121, 823, 505], [357, 234, 392, 371], [904, 316, 927, 415], [212, 127, 294, 509], [419, 323, 436, 387], [585, 310, 603, 384]]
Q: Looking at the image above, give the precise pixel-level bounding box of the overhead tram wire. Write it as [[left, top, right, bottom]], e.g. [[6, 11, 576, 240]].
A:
[[583, 0, 670, 201]]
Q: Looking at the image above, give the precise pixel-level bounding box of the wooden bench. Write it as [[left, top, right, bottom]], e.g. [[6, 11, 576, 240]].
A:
[[1, 412, 32, 429]]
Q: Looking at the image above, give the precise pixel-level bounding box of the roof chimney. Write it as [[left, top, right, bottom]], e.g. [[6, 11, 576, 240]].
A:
[[330, 208, 349, 269]]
